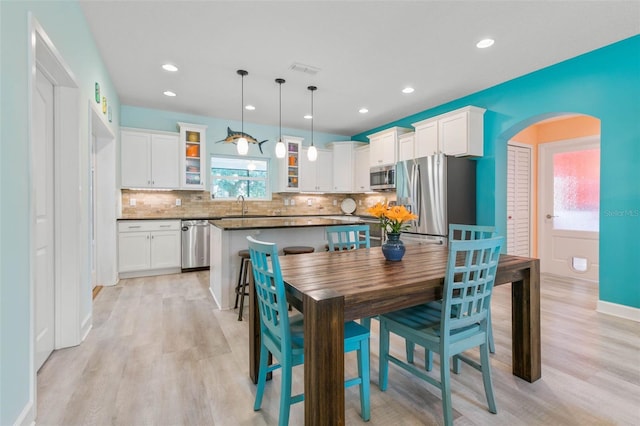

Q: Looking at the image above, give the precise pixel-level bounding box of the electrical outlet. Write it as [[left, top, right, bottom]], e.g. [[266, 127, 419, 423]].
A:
[[307, 198, 312, 206], [130, 198, 136, 206], [284, 198, 289, 206], [290, 199, 295, 206], [175, 199, 181, 206], [358, 200, 362, 205], [332, 199, 337, 206]]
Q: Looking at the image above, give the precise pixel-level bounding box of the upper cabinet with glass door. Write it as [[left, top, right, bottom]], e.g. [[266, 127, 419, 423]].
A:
[[178, 122, 207, 190], [275, 136, 302, 192]]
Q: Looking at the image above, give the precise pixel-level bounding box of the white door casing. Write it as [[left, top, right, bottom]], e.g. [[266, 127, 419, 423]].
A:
[[539, 136, 600, 282], [34, 68, 55, 371], [507, 143, 533, 257]]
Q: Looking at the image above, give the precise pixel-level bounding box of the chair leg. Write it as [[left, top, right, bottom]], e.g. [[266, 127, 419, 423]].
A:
[[480, 342, 497, 414], [357, 338, 371, 421], [488, 312, 496, 354], [253, 344, 269, 411], [237, 258, 249, 321], [406, 341, 414, 363], [234, 257, 245, 309], [378, 320, 390, 391], [425, 348, 433, 372], [279, 360, 293, 426], [440, 351, 454, 426]]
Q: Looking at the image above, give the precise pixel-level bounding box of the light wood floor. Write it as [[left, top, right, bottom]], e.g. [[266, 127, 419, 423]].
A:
[[37, 271, 640, 425]]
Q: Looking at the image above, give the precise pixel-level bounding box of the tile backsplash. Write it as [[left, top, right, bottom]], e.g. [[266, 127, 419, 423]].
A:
[[121, 190, 395, 219]]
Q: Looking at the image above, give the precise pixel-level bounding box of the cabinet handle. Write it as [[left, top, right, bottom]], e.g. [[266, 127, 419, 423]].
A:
[[128, 225, 142, 229], [159, 225, 171, 228], [147, 235, 150, 240]]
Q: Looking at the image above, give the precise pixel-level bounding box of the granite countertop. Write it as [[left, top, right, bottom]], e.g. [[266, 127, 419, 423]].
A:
[[210, 216, 364, 230]]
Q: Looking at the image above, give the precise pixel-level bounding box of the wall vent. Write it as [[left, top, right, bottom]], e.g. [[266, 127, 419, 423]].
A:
[[289, 62, 321, 75]]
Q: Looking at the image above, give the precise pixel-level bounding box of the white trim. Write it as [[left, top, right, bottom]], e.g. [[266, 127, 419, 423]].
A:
[[209, 286, 223, 310], [29, 15, 81, 425], [81, 312, 93, 341], [14, 399, 34, 426], [597, 301, 640, 322]]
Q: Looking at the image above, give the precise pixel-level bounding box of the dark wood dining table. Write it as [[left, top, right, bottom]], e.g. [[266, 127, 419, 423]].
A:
[[248, 243, 540, 426]]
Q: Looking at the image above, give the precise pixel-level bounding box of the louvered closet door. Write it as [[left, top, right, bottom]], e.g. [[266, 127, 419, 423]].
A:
[[507, 144, 532, 257]]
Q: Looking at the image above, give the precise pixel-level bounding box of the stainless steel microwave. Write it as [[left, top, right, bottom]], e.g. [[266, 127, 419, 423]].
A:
[[370, 165, 396, 191]]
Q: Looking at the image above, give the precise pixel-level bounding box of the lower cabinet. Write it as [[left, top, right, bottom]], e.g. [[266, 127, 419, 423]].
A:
[[118, 220, 181, 278]]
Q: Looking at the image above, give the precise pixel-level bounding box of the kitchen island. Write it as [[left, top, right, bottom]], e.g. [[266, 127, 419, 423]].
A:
[[209, 216, 363, 310]]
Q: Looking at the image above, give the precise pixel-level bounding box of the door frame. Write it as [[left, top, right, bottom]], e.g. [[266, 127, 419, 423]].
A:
[[28, 15, 81, 423], [89, 102, 118, 288]]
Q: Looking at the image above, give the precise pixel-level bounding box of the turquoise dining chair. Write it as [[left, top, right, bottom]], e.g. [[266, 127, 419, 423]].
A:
[[407, 224, 498, 369], [326, 225, 376, 330], [247, 236, 371, 425], [326, 224, 371, 251], [378, 236, 504, 426]]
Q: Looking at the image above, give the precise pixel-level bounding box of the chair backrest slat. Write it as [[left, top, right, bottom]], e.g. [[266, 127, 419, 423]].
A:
[[449, 223, 496, 242], [247, 236, 292, 349], [442, 236, 504, 336], [326, 224, 371, 251]]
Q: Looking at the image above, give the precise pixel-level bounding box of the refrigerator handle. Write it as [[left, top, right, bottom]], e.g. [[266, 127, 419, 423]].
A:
[[414, 162, 421, 228]]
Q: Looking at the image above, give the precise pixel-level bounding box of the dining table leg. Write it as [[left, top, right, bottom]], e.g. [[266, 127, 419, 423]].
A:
[[303, 290, 345, 425], [510, 259, 541, 382]]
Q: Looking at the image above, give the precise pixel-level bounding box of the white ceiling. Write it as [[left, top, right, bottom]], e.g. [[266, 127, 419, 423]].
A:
[[79, 1, 639, 137]]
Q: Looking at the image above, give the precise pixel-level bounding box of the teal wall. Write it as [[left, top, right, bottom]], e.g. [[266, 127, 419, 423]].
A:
[[353, 35, 640, 309], [0, 1, 120, 424]]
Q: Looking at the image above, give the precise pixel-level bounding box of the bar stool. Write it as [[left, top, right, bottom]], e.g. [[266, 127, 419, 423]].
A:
[[282, 246, 315, 255], [234, 249, 262, 321]]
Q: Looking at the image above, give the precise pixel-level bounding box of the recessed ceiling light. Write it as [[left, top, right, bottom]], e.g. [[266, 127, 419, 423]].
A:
[[359, 108, 369, 114], [304, 114, 312, 120], [163, 90, 176, 97], [245, 105, 255, 111], [476, 38, 495, 49], [162, 63, 178, 72], [402, 87, 414, 94]]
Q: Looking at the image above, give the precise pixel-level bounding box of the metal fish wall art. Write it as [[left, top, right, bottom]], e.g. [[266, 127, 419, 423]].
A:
[[217, 127, 268, 154]]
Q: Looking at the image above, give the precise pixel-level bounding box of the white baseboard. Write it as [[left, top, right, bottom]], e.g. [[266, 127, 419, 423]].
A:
[[14, 398, 34, 426], [596, 300, 640, 322], [209, 286, 223, 310]]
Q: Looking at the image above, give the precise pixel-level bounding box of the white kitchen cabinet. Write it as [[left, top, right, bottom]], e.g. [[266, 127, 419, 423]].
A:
[[398, 132, 415, 162], [275, 136, 302, 192], [118, 220, 181, 278], [178, 122, 207, 190], [300, 147, 332, 192], [412, 106, 486, 157], [413, 119, 439, 158], [367, 127, 412, 167], [354, 144, 370, 192], [121, 129, 180, 189], [328, 142, 366, 192], [438, 106, 485, 156]]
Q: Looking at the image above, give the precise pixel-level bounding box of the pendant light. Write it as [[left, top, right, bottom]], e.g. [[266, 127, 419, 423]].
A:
[[274, 78, 286, 158], [307, 85, 318, 162], [236, 70, 249, 155]]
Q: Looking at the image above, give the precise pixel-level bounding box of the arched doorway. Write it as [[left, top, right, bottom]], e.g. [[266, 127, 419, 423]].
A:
[[506, 114, 600, 283]]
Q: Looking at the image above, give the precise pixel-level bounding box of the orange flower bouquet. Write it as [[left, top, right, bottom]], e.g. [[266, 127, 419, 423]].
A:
[[366, 202, 417, 234]]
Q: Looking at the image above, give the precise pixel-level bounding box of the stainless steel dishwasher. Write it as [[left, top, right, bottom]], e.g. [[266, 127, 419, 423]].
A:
[[181, 220, 210, 270]]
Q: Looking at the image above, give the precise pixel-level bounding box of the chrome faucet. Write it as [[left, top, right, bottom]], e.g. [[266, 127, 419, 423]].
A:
[[237, 195, 247, 217]]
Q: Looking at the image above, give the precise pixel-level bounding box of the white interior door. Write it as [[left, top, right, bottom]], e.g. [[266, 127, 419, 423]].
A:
[[34, 68, 55, 370], [507, 143, 532, 257], [539, 137, 600, 282]]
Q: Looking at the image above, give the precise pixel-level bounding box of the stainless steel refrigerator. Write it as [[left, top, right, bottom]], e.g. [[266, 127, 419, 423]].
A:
[[396, 153, 476, 245]]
